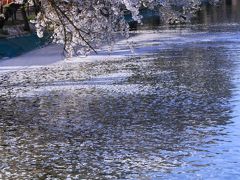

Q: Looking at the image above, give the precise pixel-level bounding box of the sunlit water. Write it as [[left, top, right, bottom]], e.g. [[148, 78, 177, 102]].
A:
[[1, 2, 240, 180]]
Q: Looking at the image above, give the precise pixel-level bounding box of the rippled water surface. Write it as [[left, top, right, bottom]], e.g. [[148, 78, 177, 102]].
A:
[[1, 2, 240, 180]]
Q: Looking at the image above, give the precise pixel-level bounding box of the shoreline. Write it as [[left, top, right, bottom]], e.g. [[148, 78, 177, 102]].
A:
[[0, 25, 239, 74]]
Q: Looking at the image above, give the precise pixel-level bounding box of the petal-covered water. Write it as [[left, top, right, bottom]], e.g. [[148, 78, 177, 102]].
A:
[[1, 2, 240, 180]]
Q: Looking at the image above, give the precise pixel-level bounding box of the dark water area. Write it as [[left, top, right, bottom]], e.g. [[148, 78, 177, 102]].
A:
[[0, 34, 48, 60], [1, 1, 240, 179]]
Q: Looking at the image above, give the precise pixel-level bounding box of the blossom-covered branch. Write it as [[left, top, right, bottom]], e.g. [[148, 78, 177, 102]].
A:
[[17, 0, 221, 56]]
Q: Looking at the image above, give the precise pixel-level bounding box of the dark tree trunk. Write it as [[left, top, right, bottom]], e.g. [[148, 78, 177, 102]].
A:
[[0, 18, 4, 29], [32, 0, 41, 15], [21, 4, 30, 31]]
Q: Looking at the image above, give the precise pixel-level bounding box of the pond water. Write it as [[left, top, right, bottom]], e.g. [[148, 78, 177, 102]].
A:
[[0, 34, 48, 59], [1, 1, 240, 179]]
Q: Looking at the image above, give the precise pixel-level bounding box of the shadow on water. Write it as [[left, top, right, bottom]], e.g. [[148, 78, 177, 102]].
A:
[[1, 0, 240, 179]]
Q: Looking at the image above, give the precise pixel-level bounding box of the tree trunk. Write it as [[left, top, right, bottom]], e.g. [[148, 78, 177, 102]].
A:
[[32, 0, 41, 15], [0, 18, 4, 29], [21, 4, 30, 31]]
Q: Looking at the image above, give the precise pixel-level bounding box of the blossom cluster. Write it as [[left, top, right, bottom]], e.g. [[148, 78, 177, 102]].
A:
[[22, 0, 220, 56], [0, 14, 5, 19]]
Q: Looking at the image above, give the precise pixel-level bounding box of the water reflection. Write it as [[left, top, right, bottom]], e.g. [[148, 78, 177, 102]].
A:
[[135, 0, 240, 30], [1, 33, 240, 179], [1, 1, 240, 179], [197, 0, 240, 24]]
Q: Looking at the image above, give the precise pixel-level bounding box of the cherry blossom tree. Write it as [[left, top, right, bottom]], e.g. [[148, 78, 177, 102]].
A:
[[14, 0, 221, 56]]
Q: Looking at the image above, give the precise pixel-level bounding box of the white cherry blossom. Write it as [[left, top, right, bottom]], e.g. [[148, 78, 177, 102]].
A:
[[17, 0, 221, 56]]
